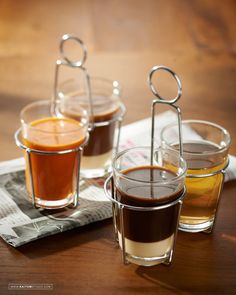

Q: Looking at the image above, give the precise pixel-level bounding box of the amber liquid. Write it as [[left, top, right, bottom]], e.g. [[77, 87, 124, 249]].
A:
[[175, 142, 227, 228], [23, 117, 86, 205]]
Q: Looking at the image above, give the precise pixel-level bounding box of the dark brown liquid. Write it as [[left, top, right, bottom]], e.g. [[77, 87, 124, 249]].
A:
[[115, 166, 183, 243], [84, 100, 120, 156], [63, 96, 120, 156], [83, 122, 116, 156]]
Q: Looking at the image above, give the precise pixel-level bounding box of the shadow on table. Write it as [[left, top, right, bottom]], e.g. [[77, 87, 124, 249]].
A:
[[134, 225, 236, 295], [15, 217, 113, 259], [135, 265, 190, 295]]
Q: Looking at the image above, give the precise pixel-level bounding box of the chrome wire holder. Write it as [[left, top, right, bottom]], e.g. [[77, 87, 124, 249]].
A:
[[51, 34, 94, 130], [51, 34, 126, 159]]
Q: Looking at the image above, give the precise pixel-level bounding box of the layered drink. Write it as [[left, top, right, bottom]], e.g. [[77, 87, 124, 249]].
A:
[[115, 166, 183, 265], [58, 78, 125, 178], [108, 147, 186, 266], [80, 95, 121, 176]]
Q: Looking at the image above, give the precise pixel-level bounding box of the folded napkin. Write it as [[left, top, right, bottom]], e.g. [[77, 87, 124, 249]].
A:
[[0, 162, 111, 247], [0, 111, 235, 247]]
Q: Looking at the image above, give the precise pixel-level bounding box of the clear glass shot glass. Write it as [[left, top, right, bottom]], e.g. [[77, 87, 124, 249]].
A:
[[104, 147, 186, 266], [15, 100, 89, 209], [161, 120, 231, 233], [58, 77, 126, 178]]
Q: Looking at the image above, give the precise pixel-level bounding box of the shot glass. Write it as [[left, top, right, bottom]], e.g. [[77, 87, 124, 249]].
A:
[[104, 147, 186, 266], [58, 77, 126, 178], [161, 120, 231, 233], [15, 100, 89, 209]]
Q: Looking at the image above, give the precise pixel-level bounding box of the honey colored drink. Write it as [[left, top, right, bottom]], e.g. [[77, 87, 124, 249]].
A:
[[177, 142, 227, 228], [161, 120, 231, 232], [23, 117, 86, 207]]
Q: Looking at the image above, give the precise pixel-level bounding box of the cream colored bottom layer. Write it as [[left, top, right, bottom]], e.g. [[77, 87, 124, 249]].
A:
[[81, 150, 112, 170], [118, 232, 174, 258]]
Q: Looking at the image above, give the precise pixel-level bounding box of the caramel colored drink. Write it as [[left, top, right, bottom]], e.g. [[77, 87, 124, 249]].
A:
[[19, 100, 88, 209]]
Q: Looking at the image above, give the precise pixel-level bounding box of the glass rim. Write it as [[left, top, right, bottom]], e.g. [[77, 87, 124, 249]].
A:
[[104, 174, 186, 211], [92, 102, 126, 127], [20, 100, 89, 135], [15, 128, 89, 154], [161, 119, 231, 155], [59, 76, 121, 90], [58, 77, 124, 126], [58, 76, 121, 101], [112, 146, 187, 185]]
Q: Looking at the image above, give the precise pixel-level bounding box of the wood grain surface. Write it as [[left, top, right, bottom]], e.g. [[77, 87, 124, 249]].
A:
[[0, 0, 236, 294]]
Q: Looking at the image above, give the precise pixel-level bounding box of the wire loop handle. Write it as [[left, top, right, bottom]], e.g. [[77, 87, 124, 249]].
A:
[[148, 65, 182, 104], [59, 34, 87, 68], [51, 33, 94, 130], [148, 65, 183, 164]]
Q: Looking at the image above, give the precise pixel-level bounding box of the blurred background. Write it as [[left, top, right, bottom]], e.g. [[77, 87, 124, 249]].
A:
[[0, 0, 236, 159]]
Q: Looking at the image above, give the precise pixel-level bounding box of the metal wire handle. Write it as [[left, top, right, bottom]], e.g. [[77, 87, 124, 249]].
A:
[[148, 65, 182, 104], [51, 33, 94, 130], [60, 34, 87, 67], [148, 65, 183, 165]]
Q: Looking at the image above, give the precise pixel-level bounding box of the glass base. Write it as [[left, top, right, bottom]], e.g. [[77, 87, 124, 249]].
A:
[[81, 167, 111, 178], [81, 151, 112, 178], [118, 232, 174, 266], [126, 253, 170, 266], [34, 194, 75, 209], [179, 219, 214, 233]]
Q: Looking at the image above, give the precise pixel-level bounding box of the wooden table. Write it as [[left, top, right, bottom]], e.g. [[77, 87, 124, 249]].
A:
[[0, 1, 236, 294]]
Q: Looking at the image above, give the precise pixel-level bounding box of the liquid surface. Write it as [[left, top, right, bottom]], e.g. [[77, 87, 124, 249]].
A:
[[87, 95, 119, 122], [173, 141, 226, 170], [181, 141, 219, 153], [117, 166, 182, 205], [63, 93, 120, 122], [23, 117, 86, 151]]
